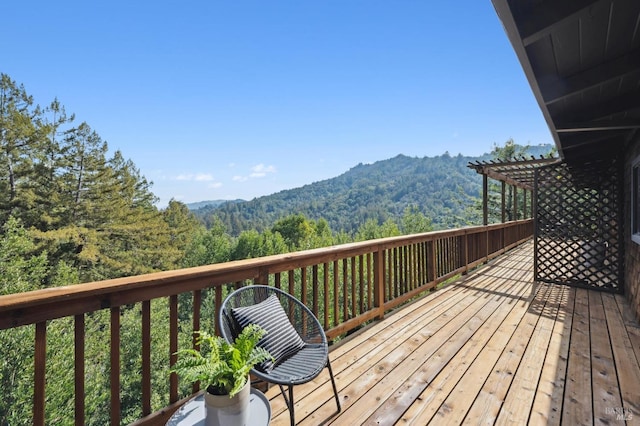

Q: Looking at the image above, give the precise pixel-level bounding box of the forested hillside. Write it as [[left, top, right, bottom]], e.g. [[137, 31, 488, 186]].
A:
[[0, 71, 553, 424], [193, 144, 553, 235]]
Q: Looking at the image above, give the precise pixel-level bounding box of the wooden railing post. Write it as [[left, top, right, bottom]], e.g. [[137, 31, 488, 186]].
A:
[[501, 181, 506, 223], [110, 307, 121, 426], [169, 296, 178, 404], [430, 239, 438, 284], [34, 321, 46, 426], [485, 227, 490, 264], [256, 268, 269, 285], [463, 232, 469, 275], [373, 247, 385, 319], [74, 314, 85, 426], [142, 301, 152, 414], [483, 174, 489, 226], [191, 291, 201, 394], [2, 221, 535, 426]]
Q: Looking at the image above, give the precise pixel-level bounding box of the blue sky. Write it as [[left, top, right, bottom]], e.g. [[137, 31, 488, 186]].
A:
[[2, 1, 551, 207]]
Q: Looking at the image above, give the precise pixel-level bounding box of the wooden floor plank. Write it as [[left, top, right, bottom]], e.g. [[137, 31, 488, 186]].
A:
[[529, 286, 574, 426], [458, 284, 553, 424], [362, 277, 530, 425], [562, 288, 592, 426], [601, 293, 640, 422], [495, 283, 565, 425], [401, 278, 534, 425], [260, 243, 640, 426], [267, 277, 467, 421], [614, 293, 640, 371], [273, 268, 512, 425], [588, 291, 624, 426], [325, 276, 522, 425]]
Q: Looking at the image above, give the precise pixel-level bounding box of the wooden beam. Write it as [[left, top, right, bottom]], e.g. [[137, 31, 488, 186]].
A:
[[556, 120, 640, 133], [484, 167, 533, 191]]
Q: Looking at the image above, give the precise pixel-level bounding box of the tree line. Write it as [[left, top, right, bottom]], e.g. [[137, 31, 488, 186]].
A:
[[0, 72, 443, 425], [0, 72, 549, 424]]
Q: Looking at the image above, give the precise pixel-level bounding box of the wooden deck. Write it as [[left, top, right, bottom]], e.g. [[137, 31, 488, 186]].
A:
[[264, 242, 640, 425]]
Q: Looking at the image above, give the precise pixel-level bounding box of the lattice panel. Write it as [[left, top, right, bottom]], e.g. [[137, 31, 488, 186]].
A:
[[535, 160, 622, 292]]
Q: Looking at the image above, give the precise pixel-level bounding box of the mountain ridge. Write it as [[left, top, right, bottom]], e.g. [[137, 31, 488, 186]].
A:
[[192, 145, 554, 235]]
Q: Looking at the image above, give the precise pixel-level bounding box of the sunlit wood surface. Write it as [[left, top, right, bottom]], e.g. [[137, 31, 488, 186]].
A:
[[265, 242, 640, 425]]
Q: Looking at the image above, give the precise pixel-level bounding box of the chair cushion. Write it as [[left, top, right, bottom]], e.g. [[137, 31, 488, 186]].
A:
[[231, 294, 305, 371]]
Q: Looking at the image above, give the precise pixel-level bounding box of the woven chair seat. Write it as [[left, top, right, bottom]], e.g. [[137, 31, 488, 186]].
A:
[[219, 285, 341, 425]]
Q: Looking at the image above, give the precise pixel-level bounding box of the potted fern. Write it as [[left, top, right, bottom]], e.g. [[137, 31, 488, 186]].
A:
[[171, 324, 272, 426]]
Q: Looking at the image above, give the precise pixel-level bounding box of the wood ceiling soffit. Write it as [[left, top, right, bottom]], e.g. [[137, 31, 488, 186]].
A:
[[554, 87, 640, 124], [541, 49, 640, 105], [518, 0, 604, 46], [561, 132, 627, 150]]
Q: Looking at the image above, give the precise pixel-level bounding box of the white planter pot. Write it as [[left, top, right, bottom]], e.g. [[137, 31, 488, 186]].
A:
[[204, 379, 250, 426]]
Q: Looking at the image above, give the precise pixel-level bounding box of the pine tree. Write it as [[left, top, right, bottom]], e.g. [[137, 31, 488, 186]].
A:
[[0, 73, 48, 227]]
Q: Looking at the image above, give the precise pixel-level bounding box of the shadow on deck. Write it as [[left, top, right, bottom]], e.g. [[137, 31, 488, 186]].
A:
[[265, 243, 640, 425]]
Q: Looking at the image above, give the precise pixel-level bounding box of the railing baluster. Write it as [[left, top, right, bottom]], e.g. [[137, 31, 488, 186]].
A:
[[323, 263, 329, 329], [169, 295, 178, 403], [359, 254, 365, 314], [349, 257, 359, 317], [342, 259, 349, 320], [214, 287, 222, 336], [274, 272, 281, 289], [333, 260, 339, 327], [374, 248, 385, 319], [192, 290, 201, 394], [74, 314, 85, 426], [0, 221, 533, 425], [287, 270, 295, 303], [430, 239, 437, 284], [393, 247, 399, 297], [110, 307, 120, 426], [410, 244, 416, 291], [142, 300, 151, 415], [301, 267, 308, 306], [34, 321, 46, 426], [312, 264, 319, 318]]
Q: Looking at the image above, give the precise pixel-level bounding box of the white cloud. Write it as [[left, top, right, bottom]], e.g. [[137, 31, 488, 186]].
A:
[[195, 173, 214, 182], [174, 173, 215, 182], [252, 164, 276, 174], [249, 164, 277, 178], [208, 182, 223, 188], [232, 164, 277, 182]]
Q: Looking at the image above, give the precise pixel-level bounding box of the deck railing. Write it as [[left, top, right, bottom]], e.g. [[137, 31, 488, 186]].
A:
[[0, 219, 532, 425]]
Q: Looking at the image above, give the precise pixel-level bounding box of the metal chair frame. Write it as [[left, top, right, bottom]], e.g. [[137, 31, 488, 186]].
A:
[[219, 285, 341, 425]]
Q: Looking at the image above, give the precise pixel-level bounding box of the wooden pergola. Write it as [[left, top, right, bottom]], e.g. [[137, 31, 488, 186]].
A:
[[470, 155, 624, 293], [467, 156, 560, 225]]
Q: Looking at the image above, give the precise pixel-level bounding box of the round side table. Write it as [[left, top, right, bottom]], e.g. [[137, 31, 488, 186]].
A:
[[166, 388, 271, 426]]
